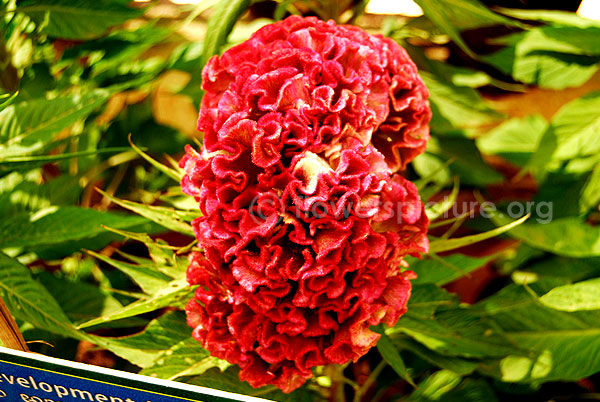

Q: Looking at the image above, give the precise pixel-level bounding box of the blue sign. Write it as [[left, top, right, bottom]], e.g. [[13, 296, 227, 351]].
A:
[[0, 347, 269, 402]]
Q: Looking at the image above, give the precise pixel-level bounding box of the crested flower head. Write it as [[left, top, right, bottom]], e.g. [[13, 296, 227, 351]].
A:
[[180, 15, 431, 393]]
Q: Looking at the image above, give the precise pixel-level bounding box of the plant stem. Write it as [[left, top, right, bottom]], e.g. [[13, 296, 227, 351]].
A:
[[353, 360, 386, 402], [326, 363, 352, 402]]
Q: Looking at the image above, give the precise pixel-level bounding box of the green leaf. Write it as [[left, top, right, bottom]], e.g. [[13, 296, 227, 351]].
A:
[[186, 366, 303, 402], [392, 337, 478, 376], [77, 279, 195, 329], [392, 309, 519, 359], [539, 278, 600, 312], [406, 284, 457, 320], [0, 252, 81, 339], [491, 25, 600, 56], [423, 74, 503, 137], [0, 206, 149, 249], [88, 25, 172, 78], [0, 171, 81, 215], [18, 0, 144, 40], [102, 227, 188, 278], [408, 369, 462, 402], [532, 171, 588, 219], [475, 281, 600, 382], [392, 286, 519, 360], [141, 337, 229, 380], [0, 147, 131, 172], [422, 59, 493, 88], [526, 91, 600, 178], [98, 190, 196, 236], [426, 137, 503, 186], [489, 48, 598, 90], [497, 8, 600, 28], [490, 212, 600, 258], [0, 89, 111, 160], [476, 115, 548, 167], [200, 0, 252, 67], [86, 250, 173, 296], [581, 162, 600, 213], [483, 27, 600, 89], [413, 152, 452, 187], [413, 0, 521, 58], [428, 214, 529, 254], [436, 379, 498, 402], [409, 254, 492, 286], [374, 328, 416, 386], [412, 2, 466, 58], [129, 136, 183, 182], [36, 272, 124, 325], [96, 311, 193, 368], [513, 256, 600, 284]]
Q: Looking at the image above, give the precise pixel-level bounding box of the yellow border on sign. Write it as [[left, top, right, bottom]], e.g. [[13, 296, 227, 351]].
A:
[[0, 359, 204, 402]]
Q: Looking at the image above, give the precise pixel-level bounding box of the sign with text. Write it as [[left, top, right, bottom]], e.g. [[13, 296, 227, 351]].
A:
[[0, 347, 269, 402]]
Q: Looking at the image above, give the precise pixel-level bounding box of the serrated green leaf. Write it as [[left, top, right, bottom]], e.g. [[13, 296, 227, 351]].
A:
[[77, 279, 195, 329], [0, 89, 111, 160], [18, 0, 144, 40], [0, 206, 149, 249], [539, 278, 600, 312]]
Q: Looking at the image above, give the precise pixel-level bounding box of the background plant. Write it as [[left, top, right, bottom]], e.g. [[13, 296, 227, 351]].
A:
[[1, 0, 600, 401]]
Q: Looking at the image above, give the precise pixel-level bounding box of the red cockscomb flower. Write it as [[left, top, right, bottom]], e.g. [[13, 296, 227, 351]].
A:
[[180, 16, 431, 393]]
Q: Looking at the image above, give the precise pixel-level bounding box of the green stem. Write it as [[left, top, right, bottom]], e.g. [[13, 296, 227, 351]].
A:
[[327, 364, 351, 402], [353, 360, 386, 402]]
